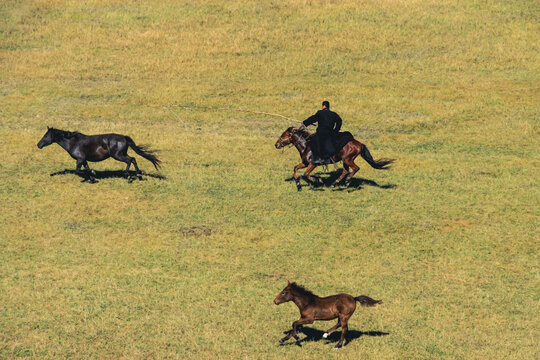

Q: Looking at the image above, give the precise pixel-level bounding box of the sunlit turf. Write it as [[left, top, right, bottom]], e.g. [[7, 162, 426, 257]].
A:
[[0, 0, 538, 359]]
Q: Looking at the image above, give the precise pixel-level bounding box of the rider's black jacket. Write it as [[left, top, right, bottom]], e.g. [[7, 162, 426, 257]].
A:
[[302, 108, 342, 134]]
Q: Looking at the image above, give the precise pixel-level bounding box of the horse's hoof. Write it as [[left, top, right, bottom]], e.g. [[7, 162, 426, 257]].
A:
[[323, 333, 329, 339], [279, 338, 286, 344], [330, 182, 338, 188], [296, 185, 302, 191], [334, 344, 342, 349]]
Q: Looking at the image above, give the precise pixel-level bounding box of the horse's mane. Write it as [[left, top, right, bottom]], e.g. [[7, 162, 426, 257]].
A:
[[290, 282, 317, 301], [50, 128, 85, 139], [290, 127, 312, 139]]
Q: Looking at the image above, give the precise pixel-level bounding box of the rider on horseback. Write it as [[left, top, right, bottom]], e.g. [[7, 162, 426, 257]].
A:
[[301, 100, 343, 165]]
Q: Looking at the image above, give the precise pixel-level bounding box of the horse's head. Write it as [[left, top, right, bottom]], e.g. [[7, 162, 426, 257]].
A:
[[274, 281, 294, 305], [37, 127, 56, 149], [275, 127, 296, 149]]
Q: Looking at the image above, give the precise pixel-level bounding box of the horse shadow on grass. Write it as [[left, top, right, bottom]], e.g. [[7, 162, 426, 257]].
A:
[[285, 169, 396, 192], [280, 326, 389, 348], [50, 169, 166, 183]]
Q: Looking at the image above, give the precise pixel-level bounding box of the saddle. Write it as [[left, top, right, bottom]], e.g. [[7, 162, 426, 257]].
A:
[[331, 131, 355, 153], [310, 131, 355, 165]]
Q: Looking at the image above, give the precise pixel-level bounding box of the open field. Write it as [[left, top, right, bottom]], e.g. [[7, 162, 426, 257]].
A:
[[0, 0, 538, 358]]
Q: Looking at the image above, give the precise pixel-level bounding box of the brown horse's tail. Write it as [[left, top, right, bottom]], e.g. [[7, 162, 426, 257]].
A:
[[126, 137, 161, 170], [360, 145, 394, 170], [355, 295, 382, 307]]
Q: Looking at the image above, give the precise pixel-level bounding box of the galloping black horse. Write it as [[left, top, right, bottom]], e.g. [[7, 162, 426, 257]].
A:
[[37, 127, 161, 182]]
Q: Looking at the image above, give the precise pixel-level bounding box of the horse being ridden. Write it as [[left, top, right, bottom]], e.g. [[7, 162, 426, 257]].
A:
[[275, 127, 394, 191], [37, 127, 161, 182], [274, 282, 382, 349]]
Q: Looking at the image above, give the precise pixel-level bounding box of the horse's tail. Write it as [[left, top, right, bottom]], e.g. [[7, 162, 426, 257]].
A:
[[126, 136, 161, 170], [355, 295, 382, 307], [360, 145, 394, 170]]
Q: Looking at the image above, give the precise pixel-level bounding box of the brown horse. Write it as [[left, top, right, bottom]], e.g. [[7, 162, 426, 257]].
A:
[[275, 127, 394, 190], [274, 282, 382, 349]]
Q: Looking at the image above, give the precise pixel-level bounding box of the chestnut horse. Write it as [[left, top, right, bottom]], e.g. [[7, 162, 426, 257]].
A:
[[37, 127, 161, 182], [274, 282, 382, 349], [275, 127, 394, 190]]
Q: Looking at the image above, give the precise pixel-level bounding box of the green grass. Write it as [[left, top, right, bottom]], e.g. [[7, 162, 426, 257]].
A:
[[0, 0, 538, 358]]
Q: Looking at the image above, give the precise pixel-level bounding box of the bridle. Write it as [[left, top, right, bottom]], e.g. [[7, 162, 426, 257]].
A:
[[276, 131, 294, 149]]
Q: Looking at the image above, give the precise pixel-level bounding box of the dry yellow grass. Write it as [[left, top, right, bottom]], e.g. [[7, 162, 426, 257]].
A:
[[0, 0, 538, 358]]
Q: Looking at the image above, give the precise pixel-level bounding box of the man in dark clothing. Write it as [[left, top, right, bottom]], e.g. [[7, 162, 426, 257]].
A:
[[302, 101, 343, 165]]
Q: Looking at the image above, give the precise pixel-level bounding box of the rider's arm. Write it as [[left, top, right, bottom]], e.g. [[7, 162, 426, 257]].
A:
[[302, 113, 318, 127], [334, 114, 342, 132]]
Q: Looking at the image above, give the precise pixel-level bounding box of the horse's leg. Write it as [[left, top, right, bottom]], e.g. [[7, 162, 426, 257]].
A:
[[75, 159, 84, 174], [293, 163, 306, 191], [82, 161, 98, 181], [279, 320, 297, 343], [131, 157, 144, 174], [334, 317, 349, 349], [121, 148, 143, 174], [76, 159, 96, 183], [120, 142, 145, 175], [279, 318, 314, 344], [84, 161, 97, 183], [83, 161, 95, 176], [291, 318, 313, 342], [343, 158, 360, 187], [129, 158, 146, 180], [304, 164, 318, 185], [111, 152, 137, 179], [331, 166, 349, 188], [323, 319, 342, 339]]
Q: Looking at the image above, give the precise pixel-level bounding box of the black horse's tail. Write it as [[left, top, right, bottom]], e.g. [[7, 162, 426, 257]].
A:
[[355, 295, 383, 307], [360, 145, 394, 170], [126, 137, 161, 170]]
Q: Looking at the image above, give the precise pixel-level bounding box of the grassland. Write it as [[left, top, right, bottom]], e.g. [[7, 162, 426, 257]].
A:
[[0, 0, 538, 358]]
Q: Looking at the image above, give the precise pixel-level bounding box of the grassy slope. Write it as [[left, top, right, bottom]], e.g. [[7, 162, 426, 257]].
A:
[[0, 0, 538, 358]]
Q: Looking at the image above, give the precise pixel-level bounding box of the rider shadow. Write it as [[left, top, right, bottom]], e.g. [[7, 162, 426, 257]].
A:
[[285, 170, 396, 193], [281, 326, 389, 347], [50, 169, 166, 183]]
